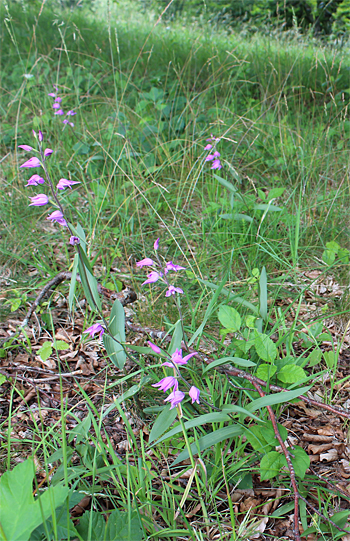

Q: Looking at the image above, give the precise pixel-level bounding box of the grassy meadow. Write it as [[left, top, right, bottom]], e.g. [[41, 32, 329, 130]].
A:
[[1, 0, 350, 539]]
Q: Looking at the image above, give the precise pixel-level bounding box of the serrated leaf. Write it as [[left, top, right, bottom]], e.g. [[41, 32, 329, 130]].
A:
[[256, 363, 277, 380], [0, 459, 68, 541], [37, 341, 52, 362], [254, 331, 277, 363], [260, 451, 282, 480], [218, 305, 241, 332], [53, 340, 70, 351], [278, 364, 306, 383]]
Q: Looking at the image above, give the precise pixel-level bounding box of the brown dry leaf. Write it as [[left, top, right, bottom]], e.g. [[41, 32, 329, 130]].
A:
[[308, 443, 333, 454], [13, 353, 30, 364], [240, 497, 261, 513], [303, 434, 333, 442], [250, 517, 269, 539], [320, 448, 338, 462]]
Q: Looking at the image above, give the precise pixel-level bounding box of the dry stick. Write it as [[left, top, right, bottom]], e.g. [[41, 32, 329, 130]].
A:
[[250, 379, 301, 541], [298, 494, 350, 535], [20, 271, 137, 328]]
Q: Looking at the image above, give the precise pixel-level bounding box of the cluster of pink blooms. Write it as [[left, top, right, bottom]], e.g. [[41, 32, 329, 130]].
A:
[[136, 238, 185, 297], [48, 86, 76, 128], [82, 321, 201, 409], [149, 342, 200, 409], [19, 129, 80, 245], [205, 134, 222, 170]]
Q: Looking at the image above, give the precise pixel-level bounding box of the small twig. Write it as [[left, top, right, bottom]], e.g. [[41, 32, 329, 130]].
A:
[[298, 494, 350, 534], [249, 379, 301, 541], [21, 271, 137, 328]]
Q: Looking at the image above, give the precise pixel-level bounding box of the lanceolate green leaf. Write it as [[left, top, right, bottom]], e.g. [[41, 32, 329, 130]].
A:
[[247, 386, 311, 412], [103, 298, 126, 369], [68, 253, 79, 312], [168, 319, 183, 355], [259, 266, 268, 321], [77, 245, 102, 312], [171, 424, 244, 466], [198, 279, 259, 315], [149, 404, 178, 444]]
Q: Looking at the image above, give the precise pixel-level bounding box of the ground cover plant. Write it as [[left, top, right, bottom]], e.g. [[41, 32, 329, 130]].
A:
[[1, 0, 350, 539]]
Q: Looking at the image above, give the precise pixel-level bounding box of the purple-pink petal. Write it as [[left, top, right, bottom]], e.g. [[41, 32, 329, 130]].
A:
[[69, 236, 80, 246], [154, 238, 159, 250], [83, 323, 104, 340], [164, 389, 185, 409], [189, 386, 200, 404], [182, 352, 197, 364], [52, 103, 61, 109], [48, 92, 56, 97], [18, 145, 34, 151], [152, 376, 177, 392], [147, 341, 161, 354], [165, 286, 184, 297], [20, 156, 41, 168], [165, 261, 186, 272], [66, 110, 76, 116], [205, 154, 214, 161], [47, 210, 67, 227], [29, 194, 49, 206], [213, 150, 220, 158], [211, 159, 222, 170], [38, 131, 43, 142], [44, 148, 53, 157], [54, 96, 62, 103], [136, 258, 155, 267], [56, 178, 80, 190], [54, 110, 65, 116], [142, 271, 162, 285], [25, 174, 45, 186], [204, 144, 212, 150]]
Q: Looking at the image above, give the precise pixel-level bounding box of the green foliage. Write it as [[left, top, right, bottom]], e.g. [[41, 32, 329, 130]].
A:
[[0, 459, 68, 541]]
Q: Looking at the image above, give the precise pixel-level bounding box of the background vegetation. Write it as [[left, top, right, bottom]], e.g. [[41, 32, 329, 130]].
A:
[[1, 0, 350, 539]]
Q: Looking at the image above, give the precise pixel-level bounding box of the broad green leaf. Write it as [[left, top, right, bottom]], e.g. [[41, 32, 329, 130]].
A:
[[0, 459, 68, 541], [37, 341, 52, 362], [218, 305, 241, 332], [267, 187, 285, 201], [105, 509, 144, 541], [149, 404, 178, 444], [307, 348, 322, 367], [325, 241, 340, 252], [245, 425, 273, 453], [68, 253, 79, 312], [171, 425, 244, 466], [322, 249, 336, 266], [256, 363, 277, 380], [263, 421, 288, 446], [246, 386, 311, 412], [103, 298, 126, 368], [323, 351, 337, 369], [254, 331, 277, 363], [281, 445, 310, 480], [76, 510, 105, 540], [278, 364, 306, 383], [260, 451, 282, 480], [259, 267, 268, 321], [203, 356, 256, 373], [168, 320, 183, 355], [53, 340, 70, 351], [254, 203, 282, 212], [213, 174, 238, 194]]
